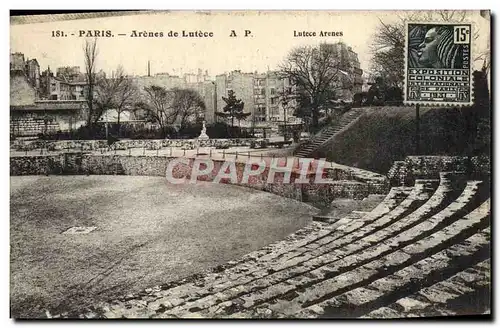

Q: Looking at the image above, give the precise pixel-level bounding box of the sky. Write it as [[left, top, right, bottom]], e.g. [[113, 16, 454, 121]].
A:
[[10, 11, 489, 78]]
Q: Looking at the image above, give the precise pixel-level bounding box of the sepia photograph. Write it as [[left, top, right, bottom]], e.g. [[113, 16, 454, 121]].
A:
[[9, 10, 491, 319]]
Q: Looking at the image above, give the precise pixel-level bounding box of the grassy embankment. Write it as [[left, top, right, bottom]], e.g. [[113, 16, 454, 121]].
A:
[[322, 106, 488, 174]]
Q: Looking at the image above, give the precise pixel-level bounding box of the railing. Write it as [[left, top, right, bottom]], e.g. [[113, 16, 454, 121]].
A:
[[9, 144, 298, 162]]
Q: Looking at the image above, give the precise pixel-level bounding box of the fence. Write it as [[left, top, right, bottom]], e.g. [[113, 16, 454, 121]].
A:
[[10, 142, 297, 162]]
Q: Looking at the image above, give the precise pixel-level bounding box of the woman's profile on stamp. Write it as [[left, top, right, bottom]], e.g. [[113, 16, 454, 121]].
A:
[[408, 24, 467, 69]]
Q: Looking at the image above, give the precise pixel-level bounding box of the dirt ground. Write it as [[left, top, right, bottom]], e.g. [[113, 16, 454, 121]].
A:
[[10, 175, 317, 318]]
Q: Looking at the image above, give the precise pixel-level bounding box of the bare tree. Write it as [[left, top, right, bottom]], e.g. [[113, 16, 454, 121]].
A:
[[279, 44, 344, 127], [83, 38, 98, 128], [93, 66, 139, 136], [114, 75, 138, 132], [370, 19, 405, 88], [94, 66, 123, 124], [477, 10, 491, 76], [172, 88, 206, 130], [136, 85, 177, 138]]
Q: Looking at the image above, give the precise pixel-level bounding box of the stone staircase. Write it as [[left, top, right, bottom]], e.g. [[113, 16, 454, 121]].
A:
[[57, 171, 490, 318], [295, 108, 365, 158]]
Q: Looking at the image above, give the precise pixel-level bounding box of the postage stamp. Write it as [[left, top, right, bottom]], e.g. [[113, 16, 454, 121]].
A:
[[404, 22, 474, 106]]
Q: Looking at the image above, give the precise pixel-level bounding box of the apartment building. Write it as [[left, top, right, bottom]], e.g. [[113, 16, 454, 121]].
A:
[[216, 70, 299, 127], [320, 42, 364, 99]]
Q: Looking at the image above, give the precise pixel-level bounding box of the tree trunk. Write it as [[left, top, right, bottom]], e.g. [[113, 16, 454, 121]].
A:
[[86, 83, 94, 130], [117, 112, 121, 138], [160, 124, 166, 139], [87, 103, 93, 129], [311, 108, 319, 128]]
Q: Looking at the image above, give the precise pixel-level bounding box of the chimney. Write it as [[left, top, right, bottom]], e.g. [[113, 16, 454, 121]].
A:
[[148, 60, 151, 77]]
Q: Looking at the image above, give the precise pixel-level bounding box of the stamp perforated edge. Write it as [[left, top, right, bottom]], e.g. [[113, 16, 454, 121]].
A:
[[403, 21, 475, 107]]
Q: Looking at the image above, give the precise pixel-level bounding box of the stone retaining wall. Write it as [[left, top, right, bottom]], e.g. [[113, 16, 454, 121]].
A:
[[10, 113, 61, 137], [387, 155, 491, 186], [10, 153, 389, 206], [11, 138, 257, 152]]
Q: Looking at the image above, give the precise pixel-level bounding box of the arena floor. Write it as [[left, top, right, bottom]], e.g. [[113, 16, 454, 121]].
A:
[[10, 175, 317, 318]]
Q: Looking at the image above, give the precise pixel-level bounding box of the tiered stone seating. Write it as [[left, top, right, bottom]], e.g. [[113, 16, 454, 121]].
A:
[[362, 258, 490, 318], [57, 172, 490, 319], [291, 202, 490, 318]]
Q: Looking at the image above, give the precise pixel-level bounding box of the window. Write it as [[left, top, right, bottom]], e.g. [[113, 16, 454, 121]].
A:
[[270, 88, 275, 95], [270, 98, 276, 105], [261, 88, 265, 96], [254, 105, 266, 115], [254, 94, 265, 102]]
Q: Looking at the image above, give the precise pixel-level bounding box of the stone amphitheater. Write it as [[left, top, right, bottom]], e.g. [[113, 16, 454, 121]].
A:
[[10, 146, 491, 319], [48, 160, 489, 319]]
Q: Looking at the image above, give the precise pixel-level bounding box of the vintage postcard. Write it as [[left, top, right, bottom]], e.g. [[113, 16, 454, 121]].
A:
[[9, 10, 491, 319]]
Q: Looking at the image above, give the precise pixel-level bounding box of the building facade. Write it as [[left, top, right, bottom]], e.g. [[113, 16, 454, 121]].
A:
[[10, 53, 88, 137], [10, 100, 88, 137], [25, 59, 40, 90], [47, 78, 87, 101], [11, 53, 41, 96], [319, 42, 364, 100], [10, 53, 26, 71], [56, 66, 81, 79], [216, 70, 300, 127]]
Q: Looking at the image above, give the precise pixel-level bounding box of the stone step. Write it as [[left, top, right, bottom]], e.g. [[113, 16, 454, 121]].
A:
[[221, 203, 490, 318], [362, 259, 490, 318], [301, 183, 438, 251], [332, 178, 473, 249], [316, 195, 386, 223], [56, 174, 488, 319], [305, 177, 454, 249], [294, 230, 490, 318], [224, 186, 413, 271], [153, 185, 486, 318], [251, 188, 412, 264], [312, 215, 338, 223], [166, 190, 486, 315], [295, 110, 364, 157], [75, 186, 414, 318], [313, 211, 366, 224]]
